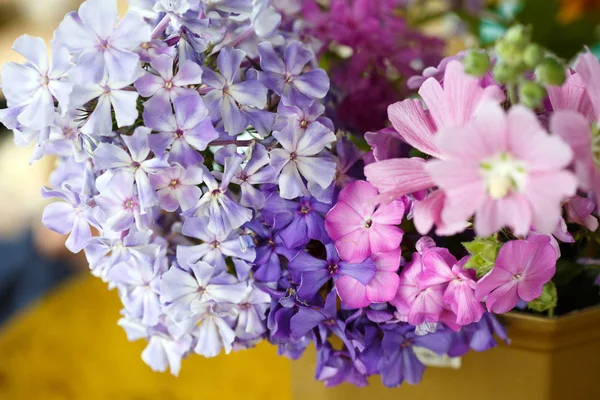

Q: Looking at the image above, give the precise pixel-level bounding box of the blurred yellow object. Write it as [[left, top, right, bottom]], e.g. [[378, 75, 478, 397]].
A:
[[0, 275, 292, 400], [292, 307, 600, 400]]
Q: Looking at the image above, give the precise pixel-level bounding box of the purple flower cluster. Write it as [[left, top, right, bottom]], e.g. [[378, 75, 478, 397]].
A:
[[0, 0, 508, 389]]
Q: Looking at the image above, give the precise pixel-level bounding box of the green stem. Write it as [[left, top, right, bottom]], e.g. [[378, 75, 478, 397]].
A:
[[507, 84, 518, 105], [548, 307, 555, 318]]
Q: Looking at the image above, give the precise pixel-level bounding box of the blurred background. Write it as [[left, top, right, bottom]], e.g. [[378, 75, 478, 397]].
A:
[[0, 0, 600, 398]]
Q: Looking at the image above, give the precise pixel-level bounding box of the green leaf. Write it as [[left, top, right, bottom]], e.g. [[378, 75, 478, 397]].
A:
[[527, 281, 558, 313]]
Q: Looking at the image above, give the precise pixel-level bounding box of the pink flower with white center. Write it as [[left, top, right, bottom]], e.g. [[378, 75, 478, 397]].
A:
[[364, 60, 504, 234], [550, 52, 600, 210], [417, 249, 484, 326], [426, 102, 577, 236], [325, 180, 404, 263], [335, 248, 401, 309], [475, 235, 558, 314], [149, 163, 204, 212]]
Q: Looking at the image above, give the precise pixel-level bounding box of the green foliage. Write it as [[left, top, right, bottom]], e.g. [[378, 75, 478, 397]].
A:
[[463, 237, 502, 278], [527, 281, 558, 314]]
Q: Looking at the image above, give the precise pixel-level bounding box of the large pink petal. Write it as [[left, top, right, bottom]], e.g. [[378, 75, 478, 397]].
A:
[[366, 271, 399, 304], [407, 286, 445, 325], [574, 51, 600, 117], [548, 71, 597, 122], [484, 282, 519, 314], [444, 279, 485, 325], [522, 171, 578, 234], [372, 198, 405, 225], [367, 224, 403, 255], [371, 248, 401, 272], [387, 99, 441, 158], [508, 106, 573, 170], [336, 180, 378, 217], [335, 275, 370, 308], [413, 190, 443, 235], [364, 158, 435, 200], [333, 228, 371, 263], [418, 250, 455, 289], [474, 195, 532, 237], [474, 266, 514, 300], [550, 110, 592, 158], [324, 202, 363, 240]]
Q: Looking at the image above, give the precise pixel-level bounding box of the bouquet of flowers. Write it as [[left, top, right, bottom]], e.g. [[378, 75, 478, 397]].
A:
[[1, 0, 599, 389]]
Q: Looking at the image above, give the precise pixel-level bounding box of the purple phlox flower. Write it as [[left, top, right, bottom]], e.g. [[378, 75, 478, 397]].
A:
[[41, 186, 98, 253], [95, 170, 152, 232], [144, 92, 219, 167], [288, 243, 376, 300], [136, 39, 176, 63], [273, 101, 334, 133], [149, 163, 204, 212], [202, 47, 270, 136], [364, 127, 408, 163], [154, 0, 196, 16], [47, 112, 95, 162], [94, 127, 169, 210], [176, 301, 239, 358], [566, 195, 599, 232], [235, 283, 271, 340], [1, 35, 71, 130], [71, 77, 141, 135], [108, 256, 164, 326], [315, 344, 368, 388], [377, 325, 451, 387], [447, 312, 509, 357], [245, 219, 295, 283], [135, 54, 203, 113], [201, 0, 253, 17], [215, 143, 277, 210], [54, 0, 151, 84], [142, 330, 193, 376], [417, 249, 485, 326], [176, 216, 256, 272], [290, 289, 356, 357], [264, 193, 331, 248], [160, 260, 247, 321], [186, 152, 253, 235], [334, 136, 364, 188], [406, 55, 461, 90], [257, 41, 329, 108], [85, 228, 159, 279], [270, 121, 337, 200]]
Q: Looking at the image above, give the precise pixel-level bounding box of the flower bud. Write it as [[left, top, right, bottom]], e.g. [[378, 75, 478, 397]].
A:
[[463, 50, 491, 77], [504, 25, 531, 47], [519, 80, 546, 108], [535, 58, 566, 86], [495, 40, 523, 65], [523, 44, 544, 68], [493, 62, 517, 84]]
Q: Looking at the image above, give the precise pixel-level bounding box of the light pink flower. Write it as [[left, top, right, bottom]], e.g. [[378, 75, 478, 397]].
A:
[[391, 251, 445, 326], [336, 248, 401, 308], [426, 102, 577, 236], [417, 249, 484, 326], [365, 60, 504, 234], [475, 236, 558, 314], [325, 180, 404, 263], [550, 52, 600, 210]]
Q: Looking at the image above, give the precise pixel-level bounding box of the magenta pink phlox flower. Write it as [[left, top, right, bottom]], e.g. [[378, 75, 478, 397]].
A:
[[325, 180, 404, 264], [475, 235, 558, 314]]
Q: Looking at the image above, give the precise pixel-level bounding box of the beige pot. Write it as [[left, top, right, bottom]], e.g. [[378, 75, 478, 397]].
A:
[[291, 307, 600, 400]]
